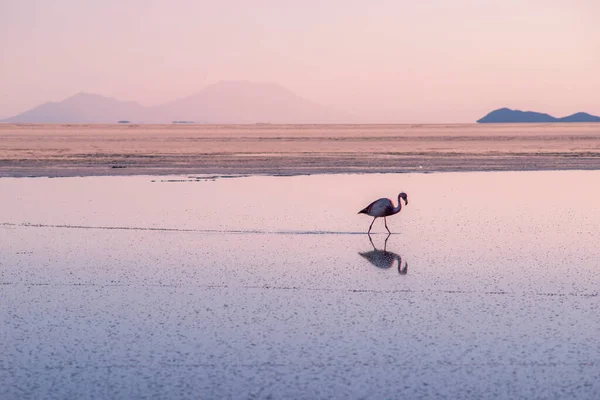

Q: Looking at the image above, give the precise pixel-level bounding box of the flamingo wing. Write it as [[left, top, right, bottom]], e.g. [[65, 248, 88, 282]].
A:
[[359, 198, 394, 216]]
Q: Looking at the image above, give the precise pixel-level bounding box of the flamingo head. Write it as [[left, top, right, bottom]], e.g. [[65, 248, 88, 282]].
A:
[[399, 192, 408, 205]]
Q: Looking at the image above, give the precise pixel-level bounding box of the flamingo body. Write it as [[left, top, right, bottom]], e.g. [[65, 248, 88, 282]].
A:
[[359, 250, 398, 268], [359, 248, 408, 274]]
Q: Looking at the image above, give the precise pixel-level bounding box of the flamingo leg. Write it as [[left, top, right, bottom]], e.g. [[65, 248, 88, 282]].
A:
[[384, 232, 391, 252], [367, 217, 377, 234], [384, 217, 391, 234], [367, 232, 375, 250]]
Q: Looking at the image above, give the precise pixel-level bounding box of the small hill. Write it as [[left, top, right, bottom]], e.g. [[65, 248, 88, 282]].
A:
[[557, 112, 600, 123], [477, 108, 600, 123]]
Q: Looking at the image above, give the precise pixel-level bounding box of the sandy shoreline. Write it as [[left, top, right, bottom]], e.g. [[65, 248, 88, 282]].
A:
[[2, 123, 600, 177]]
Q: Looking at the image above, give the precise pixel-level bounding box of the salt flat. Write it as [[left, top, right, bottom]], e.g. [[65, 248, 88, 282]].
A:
[[1, 172, 599, 399], [2, 123, 600, 176]]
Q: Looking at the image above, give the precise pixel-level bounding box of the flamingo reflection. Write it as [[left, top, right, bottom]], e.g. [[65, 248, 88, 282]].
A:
[[359, 233, 408, 274]]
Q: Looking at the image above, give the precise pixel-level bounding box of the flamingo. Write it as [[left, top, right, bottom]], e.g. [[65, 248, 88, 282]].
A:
[[358, 192, 408, 234], [359, 233, 408, 274]]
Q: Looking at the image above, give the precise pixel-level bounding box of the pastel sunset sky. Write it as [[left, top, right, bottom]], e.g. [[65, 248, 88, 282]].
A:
[[1, 0, 598, 122]]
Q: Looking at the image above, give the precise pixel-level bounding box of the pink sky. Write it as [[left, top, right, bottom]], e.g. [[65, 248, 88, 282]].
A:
[[1, 0, 599, 122]]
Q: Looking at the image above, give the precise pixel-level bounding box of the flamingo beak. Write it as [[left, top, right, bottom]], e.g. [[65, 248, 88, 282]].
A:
[[404, 198, 408, 205]]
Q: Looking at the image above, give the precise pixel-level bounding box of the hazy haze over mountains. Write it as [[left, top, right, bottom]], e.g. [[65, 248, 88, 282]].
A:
[[7, 83, 600, 124], [2, 81, 351, 124], [1, 1, 599, 123]]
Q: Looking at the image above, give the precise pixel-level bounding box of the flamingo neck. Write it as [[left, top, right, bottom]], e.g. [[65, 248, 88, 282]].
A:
[[391, 196, 403, 214]]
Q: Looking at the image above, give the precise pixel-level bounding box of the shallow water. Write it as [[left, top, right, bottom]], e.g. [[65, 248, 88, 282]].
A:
[[1, 172, 599, 399]]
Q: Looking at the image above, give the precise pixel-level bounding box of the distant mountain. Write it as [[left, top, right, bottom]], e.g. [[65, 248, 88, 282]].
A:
[[4, 93, 149, 124], [2, 81, 350, 124], [557, 112, 600, 123], [477, 108, 600, 123], [160, 81, 346, 124]]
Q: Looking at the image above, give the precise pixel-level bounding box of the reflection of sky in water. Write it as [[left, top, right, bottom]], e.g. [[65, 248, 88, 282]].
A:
[[2, 171, 599, 294], [1, 171, 599, 398]]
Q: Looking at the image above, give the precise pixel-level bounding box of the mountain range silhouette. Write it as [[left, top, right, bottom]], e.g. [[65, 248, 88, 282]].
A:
[[477, 108, 600, 123], [2, 81, 350, 124]]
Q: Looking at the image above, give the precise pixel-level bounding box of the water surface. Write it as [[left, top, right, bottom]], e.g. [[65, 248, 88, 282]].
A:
[[1, 171, 599, 399]]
